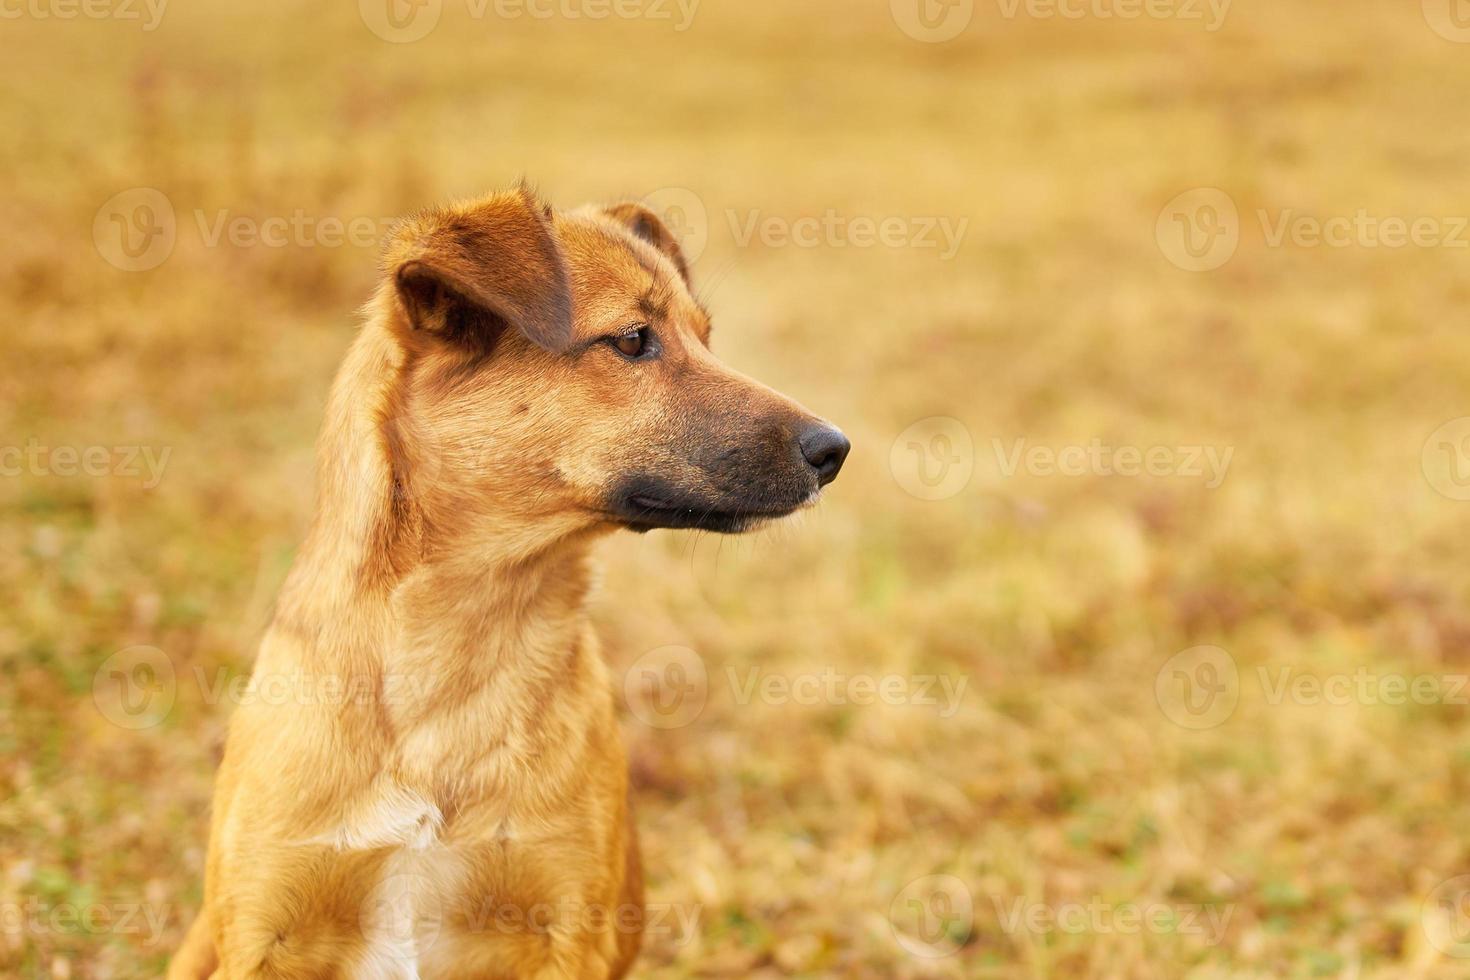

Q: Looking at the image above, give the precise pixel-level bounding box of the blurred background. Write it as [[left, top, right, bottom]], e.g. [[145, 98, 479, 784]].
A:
[[5, 0, 1470, 976]]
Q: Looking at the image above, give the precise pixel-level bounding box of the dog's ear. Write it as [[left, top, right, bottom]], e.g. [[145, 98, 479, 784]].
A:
[[389, 185, 574, 354], [603, 202, 692, 286]]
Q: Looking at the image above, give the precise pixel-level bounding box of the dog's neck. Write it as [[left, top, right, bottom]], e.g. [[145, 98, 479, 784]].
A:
[[265, 319, 620, 826], [271, 315, 602, 702]]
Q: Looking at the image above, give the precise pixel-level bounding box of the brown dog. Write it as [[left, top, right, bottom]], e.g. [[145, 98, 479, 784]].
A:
[[167, 184, 848, 980]]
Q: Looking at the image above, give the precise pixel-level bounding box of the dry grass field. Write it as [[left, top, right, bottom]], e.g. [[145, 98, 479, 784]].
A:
[[6, 0, 1470, 976]]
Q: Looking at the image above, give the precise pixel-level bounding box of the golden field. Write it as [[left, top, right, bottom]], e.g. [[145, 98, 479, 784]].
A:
[[5, 0, 1470, 976]]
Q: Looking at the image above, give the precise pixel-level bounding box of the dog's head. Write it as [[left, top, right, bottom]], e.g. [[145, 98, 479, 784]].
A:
[[376, 185, 848, 539]]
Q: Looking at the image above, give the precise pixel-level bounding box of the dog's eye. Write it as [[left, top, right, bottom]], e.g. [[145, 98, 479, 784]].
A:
[[610, 327, 653, 360]]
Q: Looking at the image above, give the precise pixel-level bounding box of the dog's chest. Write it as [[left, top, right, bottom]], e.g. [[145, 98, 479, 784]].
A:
[[330, 785, 523, 978], [350, 821, 503, 979]]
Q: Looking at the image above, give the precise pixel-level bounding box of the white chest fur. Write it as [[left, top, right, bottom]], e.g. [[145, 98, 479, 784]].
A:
[[305, 780, 485, 979], [357, 851, 440, 980]]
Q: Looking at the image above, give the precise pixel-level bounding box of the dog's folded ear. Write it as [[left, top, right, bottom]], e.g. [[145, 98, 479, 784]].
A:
[[387, 185, 574, 354], [602, 202, 693, 286]]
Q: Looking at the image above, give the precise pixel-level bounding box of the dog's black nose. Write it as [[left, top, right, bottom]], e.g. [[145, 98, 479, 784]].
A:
[[798, 425, 850, 486]]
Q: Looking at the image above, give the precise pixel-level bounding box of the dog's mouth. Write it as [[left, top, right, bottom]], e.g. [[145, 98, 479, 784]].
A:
[[611, 486, 814, 534]]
